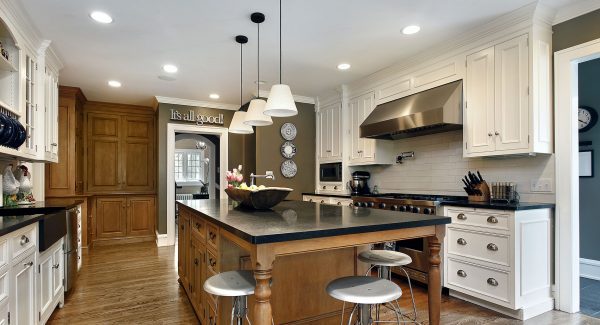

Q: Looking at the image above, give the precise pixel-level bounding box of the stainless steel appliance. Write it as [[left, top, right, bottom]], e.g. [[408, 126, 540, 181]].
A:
[[348, 171, 371, 196], [360, 80, 463, 140], [352, 193, 463, 284], [319, 162, 342, 182], [64, 207, 79, 293]]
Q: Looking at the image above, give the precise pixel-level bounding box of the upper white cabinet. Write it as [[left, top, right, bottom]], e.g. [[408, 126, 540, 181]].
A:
[[464, 34, 552, 157], [43, 67, 59, 162], [317, 102, 342, 162], [348, 92, 393, 165]]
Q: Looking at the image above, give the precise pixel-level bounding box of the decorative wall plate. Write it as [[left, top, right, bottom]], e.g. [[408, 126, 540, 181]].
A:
[[280, 123, 297, 140], [280, 141, 297, 159], [281, 160, 297, 178]]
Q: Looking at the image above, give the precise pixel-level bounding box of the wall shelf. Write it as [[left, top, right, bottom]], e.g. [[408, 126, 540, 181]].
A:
[[0, 54, 17, 72]]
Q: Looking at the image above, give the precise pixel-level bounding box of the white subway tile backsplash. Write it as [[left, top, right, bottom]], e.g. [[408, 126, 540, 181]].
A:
[[354, 131, 555, 203]]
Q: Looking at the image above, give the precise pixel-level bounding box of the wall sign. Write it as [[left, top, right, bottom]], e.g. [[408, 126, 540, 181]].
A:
[[170, 109, 224, 126]]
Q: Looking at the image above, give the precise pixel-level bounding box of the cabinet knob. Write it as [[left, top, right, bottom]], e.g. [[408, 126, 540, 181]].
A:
[[24, 261, 34, 267], [457, 238, 467, 246], [457, 213, 467, 220], [309, 199, 313, 202], [209, 257, 217, 267], [334, 186, 338, 190], [322, 186, 326, 190], [53, 263, 60, 269], [320, 200, 325, 204], [195, 222, 201, 230], [487, 278, 499, 286], [51, 143, 57, 146], [194, 258, 199, 266], [20, 235, 30, 246], [495, 131, 500, 136], [337, 201, 342, 205], [487, 216, 498, 224], [457, 270, 467, 278], [209, 232, 216, 241], [487, 243, 498, 251], [488, 132, 493, 137], [349, 203, 354, 207]]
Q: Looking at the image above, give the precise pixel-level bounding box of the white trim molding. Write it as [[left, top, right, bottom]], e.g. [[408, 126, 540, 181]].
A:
[[553, 0, 600, 25], [155, 231, 169, 247], [256, 89, 315, 104], [554, 37, 600, 314], [155, 96, 240, 111], [580, 258, 600, 281]]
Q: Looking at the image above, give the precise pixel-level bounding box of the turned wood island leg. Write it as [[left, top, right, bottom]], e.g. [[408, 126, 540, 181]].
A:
[[427, 225, 444, 325], [252, 245, 275, 325]]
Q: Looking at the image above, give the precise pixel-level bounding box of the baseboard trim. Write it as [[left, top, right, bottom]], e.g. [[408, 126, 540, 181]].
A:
[[449, 290, 554, 320], [156, 231, 170, 247], [580, 258, 600, 281]]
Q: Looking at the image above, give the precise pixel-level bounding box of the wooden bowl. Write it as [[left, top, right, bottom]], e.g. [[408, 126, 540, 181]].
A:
[[225, 187, 293, 210]]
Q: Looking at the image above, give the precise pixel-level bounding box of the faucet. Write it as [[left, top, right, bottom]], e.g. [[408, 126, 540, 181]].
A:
[[250, 171, 275, 186]]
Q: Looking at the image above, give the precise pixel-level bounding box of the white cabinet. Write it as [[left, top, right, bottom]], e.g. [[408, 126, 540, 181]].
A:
[[43, 67, 59, 162], [302, 195, 354, 207], [443, 206, 553, 320], [10, 251, 35, 325], [22, 53, 42, 157], [38, 239, 64, 325], [348, 92, 393, 165], [464, 34, 552, 157], [317, 102, 342, 161]]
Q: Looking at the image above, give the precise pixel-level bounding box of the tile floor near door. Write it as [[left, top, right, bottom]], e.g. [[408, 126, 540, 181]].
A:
[[581, 277, 600, 318], [48, 242, 600, 324]]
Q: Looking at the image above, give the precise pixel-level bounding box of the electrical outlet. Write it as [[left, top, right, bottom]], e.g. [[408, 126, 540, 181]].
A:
[[531, 178, 553, 192]]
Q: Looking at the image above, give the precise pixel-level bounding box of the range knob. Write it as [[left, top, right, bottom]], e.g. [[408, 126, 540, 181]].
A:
[[379, 203, 386, 209], [423, 208, 432, 215], [367, 202, 375, 208], [399, 205, 407, 212], [353, 202, 362, 207], [412, 207, 420, 213], [390, 205, 399, 211]]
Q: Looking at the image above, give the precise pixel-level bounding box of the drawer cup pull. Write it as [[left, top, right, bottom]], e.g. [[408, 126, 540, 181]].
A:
[[209, 257, 217, 267], [457, 270, 467, 278], [337, 202, 341, 205], [457, 213, 467, 220], [457, 238, 467, 246], [20, 235, 30, 246], [320, 200, 325, 204], [487, 243, 498, 251], [487, 216, 498, 224], [487, 278, 499, 286]]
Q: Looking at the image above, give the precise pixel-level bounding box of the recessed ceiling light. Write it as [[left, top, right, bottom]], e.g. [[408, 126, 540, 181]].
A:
[[163, 64, 178, 73], [209, 94, 220, 99], [108, 80, 121, 88], [337, 63, 351, 70], [90, 11, 113, 24], [402, 25, 421, 35]]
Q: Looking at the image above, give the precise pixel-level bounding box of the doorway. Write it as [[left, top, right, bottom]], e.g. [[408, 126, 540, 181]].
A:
[[165, 123, 228, 246], [554, 37, 600, 314]]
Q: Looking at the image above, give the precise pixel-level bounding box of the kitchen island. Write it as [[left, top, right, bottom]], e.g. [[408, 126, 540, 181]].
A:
[[176, 199, 450, 325]]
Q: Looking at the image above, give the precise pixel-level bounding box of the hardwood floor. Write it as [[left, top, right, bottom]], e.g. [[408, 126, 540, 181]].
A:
[[48, 242, 600, 324]]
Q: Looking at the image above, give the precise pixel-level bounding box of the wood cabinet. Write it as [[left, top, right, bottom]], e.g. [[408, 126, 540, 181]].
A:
[[348, 92, 393, 165], [464, 34, 552, 157], [178, 211, 190, 291], [95, 196, 156, 243], [317, 102, 342, 161], [45, 86, 86, 196]]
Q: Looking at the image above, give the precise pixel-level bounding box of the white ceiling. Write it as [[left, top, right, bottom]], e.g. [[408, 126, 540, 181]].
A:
[[18, 0, 578, 106]]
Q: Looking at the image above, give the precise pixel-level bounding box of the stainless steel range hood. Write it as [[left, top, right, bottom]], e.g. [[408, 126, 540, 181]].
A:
[[360, 80, 463, 140]]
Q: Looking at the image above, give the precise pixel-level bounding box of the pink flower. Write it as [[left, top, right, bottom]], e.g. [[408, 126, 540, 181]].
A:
[[236, 175, 243, 182], [227, 184, 233, 189]]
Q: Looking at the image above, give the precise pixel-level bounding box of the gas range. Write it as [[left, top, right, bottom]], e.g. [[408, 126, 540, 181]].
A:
[[352, 193, 465, 215]]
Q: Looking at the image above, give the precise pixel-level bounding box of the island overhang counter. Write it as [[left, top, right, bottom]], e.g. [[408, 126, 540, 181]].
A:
[[176, 199, 451, 325]]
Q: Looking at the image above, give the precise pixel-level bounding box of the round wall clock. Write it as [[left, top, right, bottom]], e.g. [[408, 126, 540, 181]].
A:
[[280, 141, 297, 159], [281, 160, 297, 178], [280, 123, 297, 140], [579, 106, 598, 132]]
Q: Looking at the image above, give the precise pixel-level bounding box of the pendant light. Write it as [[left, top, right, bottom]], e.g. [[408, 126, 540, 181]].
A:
[[229, 35, 254, 134], [244, 12, 273, 126], [264, 0, 297, 117]]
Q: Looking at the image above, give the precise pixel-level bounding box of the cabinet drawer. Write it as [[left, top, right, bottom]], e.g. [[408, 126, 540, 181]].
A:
[[447, 258, 510, 304], [207, 249, 219, 274], [206, 223, 219, 252], [191, 217, 206, 243], [331, 198, 354, 207], [303, 195, 327, 204], [447, 209, 509, 231], [11, 225, 36, 259], [448, 228, 509, 266]]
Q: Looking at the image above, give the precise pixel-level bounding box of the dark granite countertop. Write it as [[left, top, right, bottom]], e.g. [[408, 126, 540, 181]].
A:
[[177, 199, 451, 244], [301, 193, 351, 199], [0, 200, 83, 216], [440, 200, 555, 211], [0, 214, 45, 237]]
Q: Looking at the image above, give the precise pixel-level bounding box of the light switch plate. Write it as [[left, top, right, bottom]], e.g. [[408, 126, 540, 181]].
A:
[[531, 178, 553, 192]]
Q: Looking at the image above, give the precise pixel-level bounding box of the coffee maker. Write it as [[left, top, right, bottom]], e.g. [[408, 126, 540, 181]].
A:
[[348, 171, 371, 196]]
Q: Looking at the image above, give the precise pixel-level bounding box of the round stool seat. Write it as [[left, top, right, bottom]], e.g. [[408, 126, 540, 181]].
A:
[[203, 270, 255, 297], [326, 276, 402, 305], [358, 250, 412, 267]]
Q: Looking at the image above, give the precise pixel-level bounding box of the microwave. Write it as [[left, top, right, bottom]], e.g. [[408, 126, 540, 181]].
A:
[[319, 162, 342, 182]]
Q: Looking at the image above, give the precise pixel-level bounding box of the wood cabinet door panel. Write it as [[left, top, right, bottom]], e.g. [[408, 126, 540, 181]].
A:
[[46, 104, 73, 195], [96, 198, 127, 238], [90, 114, 120, 137], [122, 116, 155, 191], [127, 197, 155, 237], [465, 47, 496, 154], [88, 139, 121, 191], [178, 211, 190, 289]]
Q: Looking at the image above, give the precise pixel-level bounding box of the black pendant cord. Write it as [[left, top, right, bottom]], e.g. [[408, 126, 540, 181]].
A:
[[257, 22, 260, 98], [279, 0, 282, 84], [240, 42, 243, 108]]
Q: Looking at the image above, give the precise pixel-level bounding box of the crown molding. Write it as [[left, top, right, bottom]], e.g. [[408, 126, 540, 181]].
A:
[[256, 89, 315, 105], [553, 0, 600, 25], [154, 96, 240, 111]]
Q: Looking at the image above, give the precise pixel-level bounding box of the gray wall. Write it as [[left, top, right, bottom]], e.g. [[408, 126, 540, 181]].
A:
[[579, 58, 600, 261]]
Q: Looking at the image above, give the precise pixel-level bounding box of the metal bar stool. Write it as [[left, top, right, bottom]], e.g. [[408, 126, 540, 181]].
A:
[[327, 276, 403, 324], [358, 250, 418, 322], [204, 270, 255, 325]]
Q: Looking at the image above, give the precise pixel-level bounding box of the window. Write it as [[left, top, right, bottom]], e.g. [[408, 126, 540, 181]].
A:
[[174, 149, 205, 183]]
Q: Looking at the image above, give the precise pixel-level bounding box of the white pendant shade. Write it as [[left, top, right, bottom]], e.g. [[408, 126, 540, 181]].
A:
[[244, 98, 272, 126], [229, 111, 254, 134], [264, 84, 297, 117]]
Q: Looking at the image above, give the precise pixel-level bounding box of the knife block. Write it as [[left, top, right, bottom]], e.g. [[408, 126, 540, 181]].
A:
[[468, 181, 490, 202]]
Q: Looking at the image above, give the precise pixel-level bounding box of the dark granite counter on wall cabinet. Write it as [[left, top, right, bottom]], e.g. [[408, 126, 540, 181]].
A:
[[301, 192, 351, 199], [441, 200, 555, 211], [177, 199, 451, 244], [0, 200, 83, 216]]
